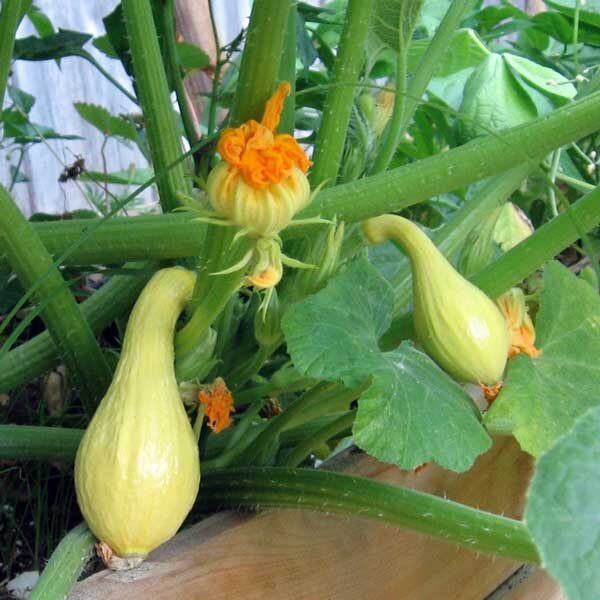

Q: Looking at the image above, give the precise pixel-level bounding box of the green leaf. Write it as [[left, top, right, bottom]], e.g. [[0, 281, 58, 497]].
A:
[[545, 0, 600, 29], [484, 262, 600, 457], [532, 11, 573, 44], [13, 28, 91, 61], [282, 258, 491, 471], [1, 110, 82, 143], [368, 241, 408, 284], [92, 35, 118, 59], [372, 0, 424, 51], [7, 86, 35, 113], [296, 13, 319, 70], [176, 41, 210, 72], [459, 53, 537, 140], [416, 0, 452, 36], [504, 54, 576, 105], [0, 268, 25, 314], [73, 103, 138, 142], [525, 404, 600, 600], [27, 4, 54, 38]]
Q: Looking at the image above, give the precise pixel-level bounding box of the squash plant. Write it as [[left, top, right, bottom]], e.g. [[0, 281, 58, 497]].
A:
[[1, 0, 600, 598]]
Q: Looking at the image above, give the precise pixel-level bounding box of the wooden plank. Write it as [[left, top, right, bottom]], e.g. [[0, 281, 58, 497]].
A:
[[70, 437, 536, 600], [487, 566, 566, 600]]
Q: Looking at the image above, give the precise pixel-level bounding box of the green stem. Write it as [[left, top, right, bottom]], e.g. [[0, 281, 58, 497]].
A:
[[175, 235, 250, 355], [229, 0, 292, 125], [0, 185, 112, 413], [472, 185, 600, 297], [554, 170, 595, 192], [200, 467, 540, 563], [234, 382, 362, 467], [278, 3, 297, 135], [227, 341, 279, 389], [20, 213, 203, 267], [282, 410, 355, 467], [0, 263, 154, 394], [28, 523, 95, 600], [310, 0, 373, 187], [0, 0, 23, 107], [121, 0, 190, 212], [160, 0, 201, 160], [303, 90, 600, 223], [206, 0, 221, 137], [233, 372, 315, 407], [78, 51, 138, 105], [548, 148, 561, 217], [372, 0, 474, 173], [382, 183, 600, 348], [400, 0, 474, 136], [18, 92, 600, 266], [573, 0, 581, 76], [0, 425, 83, 461], [181, 0, 292, 353], [370, 45, 407, 173]]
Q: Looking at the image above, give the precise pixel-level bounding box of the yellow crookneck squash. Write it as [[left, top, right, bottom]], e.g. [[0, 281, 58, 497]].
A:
[[75, 267, 200, 569], [363, 214, 509, 386]]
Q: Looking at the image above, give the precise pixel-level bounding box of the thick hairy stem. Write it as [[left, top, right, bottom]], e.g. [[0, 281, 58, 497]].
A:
[[201, 467, 540, 563], [121, 0, 190, 212], [310, 0, 373, 187], [181, 0, 292, 351], [27, 524, 95, 600], [0, 0, 24, 106], [24, 91, 600, 264]]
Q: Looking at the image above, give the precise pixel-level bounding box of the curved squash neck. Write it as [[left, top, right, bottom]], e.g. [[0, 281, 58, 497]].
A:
[[362, 214, 446, 271], [117, 268, 196, 379]]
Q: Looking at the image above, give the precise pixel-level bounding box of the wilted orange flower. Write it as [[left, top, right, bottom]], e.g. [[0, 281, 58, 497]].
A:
[[217, 82, 311, 189], [482, 381, 503, 404], [497, 288, 542, 359], [198, 378, 234, 433]]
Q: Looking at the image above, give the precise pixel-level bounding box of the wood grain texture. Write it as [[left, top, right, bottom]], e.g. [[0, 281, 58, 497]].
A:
[[70, 437, 538, 600], [488, 567, 566, 600]]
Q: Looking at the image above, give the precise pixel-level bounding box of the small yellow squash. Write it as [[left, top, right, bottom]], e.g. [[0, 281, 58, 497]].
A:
[[74, 267, 200, 567], [363, 215, 509, 385]]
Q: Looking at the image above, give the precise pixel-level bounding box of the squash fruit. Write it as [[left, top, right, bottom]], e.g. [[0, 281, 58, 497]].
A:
[[75, 267, 200, 568], [363, 214, 509, 385]]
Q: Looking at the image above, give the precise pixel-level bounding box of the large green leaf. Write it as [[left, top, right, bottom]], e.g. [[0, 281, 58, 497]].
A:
[[459, 53, 537, 140], [484, 262, 600, 457], [525, 404, 600, 600], [73, 103, 138, 143], [282, 258, 491, 472]]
